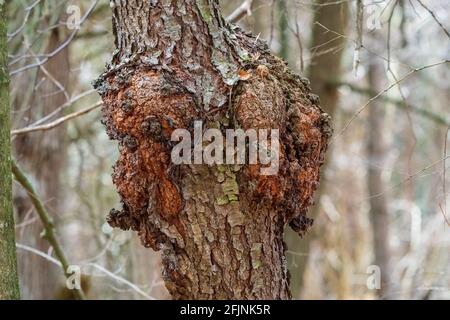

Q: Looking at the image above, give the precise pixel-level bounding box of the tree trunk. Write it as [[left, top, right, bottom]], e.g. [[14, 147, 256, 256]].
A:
[[0, 2, 21, 300], [367, 59, 392, 298], [286, 0, 348, 298], [95, 0, 330, 300]]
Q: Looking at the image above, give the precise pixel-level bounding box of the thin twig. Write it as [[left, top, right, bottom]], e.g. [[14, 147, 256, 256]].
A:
[[416, 0, 450, 39], [286, 9, 304, 72], [366, 154, 450, 200], [86, 264, 155, 300], [16, 243, 156, 300], [9, 0, 99, 77], [11, 101, 102, 136], [442, 126, 450, 226], [334, 81, 450, 126], [386, 0, 399, 72], [12, 161, 86, 300], [32, 89, 97, 127], [438, 205, 450, 227], [335, 60, 450, 139], [227, 0, 254, 23]]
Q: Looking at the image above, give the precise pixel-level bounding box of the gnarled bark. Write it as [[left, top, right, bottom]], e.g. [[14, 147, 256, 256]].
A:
[[95, 0, 330, 299]]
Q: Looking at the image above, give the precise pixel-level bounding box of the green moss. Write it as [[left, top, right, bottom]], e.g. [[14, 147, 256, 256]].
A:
[[216, 172, 225, 183], [215, 164, 240, 206], [216, 195, 229, 206], [223, 178, 239, 194]]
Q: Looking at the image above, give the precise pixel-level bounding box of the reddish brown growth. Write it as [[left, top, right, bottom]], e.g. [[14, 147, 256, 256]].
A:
[[94, 1, 331, 299], [101, 70, 198, 248]]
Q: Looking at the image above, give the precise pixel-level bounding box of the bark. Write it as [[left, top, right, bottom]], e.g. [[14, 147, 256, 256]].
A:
[[0, 2, 21, 300], [286, 0, 348, 298], [95, 0, 330, 300], [13, 27, 70, 299], [367, 60, 392, 298]]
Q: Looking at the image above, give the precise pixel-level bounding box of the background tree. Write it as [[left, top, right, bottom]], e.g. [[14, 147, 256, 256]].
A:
[[285, 0, 349, 298], [366, 55, 393, 298], [12, 11, 70, 298]]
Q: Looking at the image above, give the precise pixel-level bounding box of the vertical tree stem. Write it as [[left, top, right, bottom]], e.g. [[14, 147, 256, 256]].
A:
[[277, 0, 289, 61], [0, 1, 20, 300], [286, 0, 349, 298]]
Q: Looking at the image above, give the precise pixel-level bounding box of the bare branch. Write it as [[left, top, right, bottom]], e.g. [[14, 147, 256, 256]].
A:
[[417, 0, 450, 39], [9, 0, 99, 77], [442, 126, 450, 226], [335, 60, 450, 139], [12, 161, 87, 300], [16, 244, 156, 300], [11, 101, 102, 136], [334, 81, 450, 127], [366, 154, 450, 200], [227, 0, 254, 23]]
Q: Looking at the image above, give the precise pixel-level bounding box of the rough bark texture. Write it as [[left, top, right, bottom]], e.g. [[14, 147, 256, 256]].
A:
[[0, 2, 21, 300], [95, 0, 330, 299]]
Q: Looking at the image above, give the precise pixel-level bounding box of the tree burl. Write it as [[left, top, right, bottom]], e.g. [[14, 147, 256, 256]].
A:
[[94, 0, 331, 300]]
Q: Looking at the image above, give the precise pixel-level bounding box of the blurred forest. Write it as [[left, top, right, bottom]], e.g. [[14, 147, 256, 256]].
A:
[[6, 0, 450, 299]]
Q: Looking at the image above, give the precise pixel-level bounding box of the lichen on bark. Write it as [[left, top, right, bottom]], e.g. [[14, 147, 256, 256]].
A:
[[95, 0, 331, 299]]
